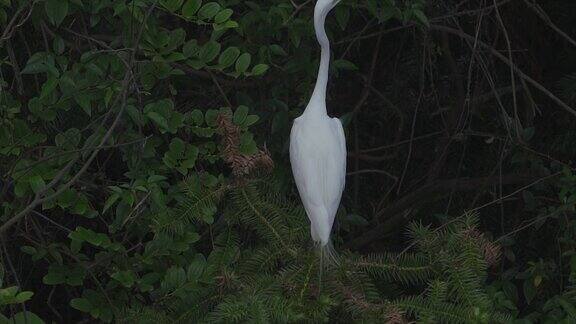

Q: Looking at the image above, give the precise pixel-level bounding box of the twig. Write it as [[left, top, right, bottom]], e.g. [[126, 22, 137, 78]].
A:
[[347, 169, 398, 182], [523, 0, 576, 48], [344, 173, 549, 250], [430, 24, 576, 118], [283, 0, 313, 27]]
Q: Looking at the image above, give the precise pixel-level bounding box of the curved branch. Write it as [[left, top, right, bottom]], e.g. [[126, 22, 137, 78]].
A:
[[344, 173, 544, 250], [429, 24, 576, 118]]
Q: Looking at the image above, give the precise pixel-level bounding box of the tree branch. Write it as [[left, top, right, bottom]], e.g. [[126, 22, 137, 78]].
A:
[[344, 173, 542, 250]]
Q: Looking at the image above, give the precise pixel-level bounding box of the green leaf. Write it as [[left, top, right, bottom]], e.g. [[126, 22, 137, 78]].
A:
[[161, 0, 184, 12], [413, 9, 429, 27], [187, 254, 206, 281], [147, 112, 169, 131], [183, 39, 200, 58], [335, 6, 350, 30], [218, 47, 240, 69], [270, 44, 287, 56], [57, 189, 76, 208], [198, 2, 220, 19], [103, 193, 120, 214], [9, 312, 44, 324], [21, 246, 37, 255], [45, 0, 69, 26], [523, 279, 537, 304], [190, 109, 204, 125], [235, 53, 251, 74], [111, 271, 136, 288], [205, 109, 219, 126], [75, 94, 91, 116], [14, 291, 34, 303], [558, 297, 576, 318], [43, 272, 66, 285], [163, 266, 187, 291], [251, 64, 269, 76], [21, 62, 46, 75], [182, 0, 202, 17], [70, 298, 92, 312], [169, 138, 186, 157], [244, 115, 260, 127], [333, 59, 358, 71], [40, 76, 58, 99], [199, 41, 221, 63], [29, 176, 46, 194], [233, 105, 249, 125], [239, 133, 257, 155], [53, 37, 65, 55], [214, 8, 233, 24], [221, 20, 238, 29]]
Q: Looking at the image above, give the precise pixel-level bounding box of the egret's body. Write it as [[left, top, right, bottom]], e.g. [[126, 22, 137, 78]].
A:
[[290, 0, 345, 253]]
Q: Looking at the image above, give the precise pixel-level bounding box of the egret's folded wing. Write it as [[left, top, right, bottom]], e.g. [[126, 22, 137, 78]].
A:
[[325, 117, 346, 219], [290, 120, 323, 209]]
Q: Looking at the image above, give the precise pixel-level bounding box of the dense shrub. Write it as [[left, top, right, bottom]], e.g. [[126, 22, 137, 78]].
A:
[[1, 0, 576, 322]]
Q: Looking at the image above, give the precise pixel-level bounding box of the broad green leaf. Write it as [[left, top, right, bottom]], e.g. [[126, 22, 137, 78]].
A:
[[244, 115, 260, 127], [147, 112, 169, 131], [183, 39, 200, 58], [558, 297, 576, 318], [43, 272, 66, 285], [29, 176, 46, 194], [333, 59, 358, 71], [75, 94, 91, 116], [102, 193, 120, 214], [182, 0, 202, 17], [523, 280, 537, 304], [53, 37, 65, 55], [40, 77, 58, 99], [233, 105, 249, 125], [187, 254, 207, 281], [235, 53, 251, 73], [251, 64, 269, 76], [161, 0, 184, 12], [169, 138, 186, 157], [221, 20, 238, 29], [163, 266, 187, 291], [111, 271, 136, 288], [214, 8, 233, 24], [218, 47, 240, 69], [14, 291, 34, 303], [45, 0, 69, 26], [335, 6, 350, 30], [205, 109, 219, 126], [9, 312, 44, 324], [20, 246, 37, 255], [413, 9, 429, 27], [190, 109, 204, 125], [270, 44, 287, 56], [70, 298, 92, 312], [238, 133, 257, 155], [198, 2, 220, 19], [199, 41, 221, 63], [57, 189, 76, 208]]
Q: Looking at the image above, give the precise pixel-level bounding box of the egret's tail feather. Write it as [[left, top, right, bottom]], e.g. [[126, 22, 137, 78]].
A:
[[316, 240, 338, 293], [318, 240, 339, 267]]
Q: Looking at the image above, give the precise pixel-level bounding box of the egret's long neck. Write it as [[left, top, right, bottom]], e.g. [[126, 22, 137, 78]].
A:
[[305, 7, 331, 117]]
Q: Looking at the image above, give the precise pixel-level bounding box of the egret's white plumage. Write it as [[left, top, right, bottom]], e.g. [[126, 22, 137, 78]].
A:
[[289, 0, 345, 252]]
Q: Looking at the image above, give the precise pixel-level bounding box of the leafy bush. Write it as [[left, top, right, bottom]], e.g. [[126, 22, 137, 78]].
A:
[[2, 0, 576, 323]]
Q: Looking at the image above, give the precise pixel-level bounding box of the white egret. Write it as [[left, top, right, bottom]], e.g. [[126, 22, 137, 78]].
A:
[[289, 0, 345, 264]]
